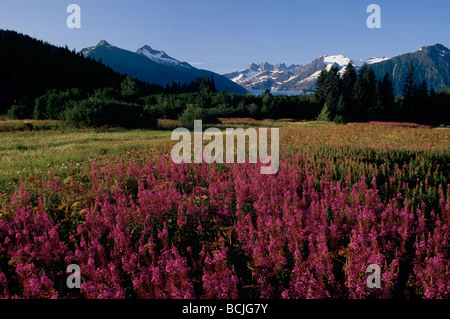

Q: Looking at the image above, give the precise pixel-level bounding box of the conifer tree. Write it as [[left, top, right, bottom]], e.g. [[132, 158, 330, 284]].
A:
[[316, 103, 331, 121], [335, 94, 347, 123], [403, 61, 416, 100], [314, 68, 328, 105], [353, 63, 376, 121], [341, 63, 357, 118], [414, 80, 429, 122], [401, 61, 417, 119], [325, 65, 340, 119], [342, 63, 356, 99], [380, 73, 395, 120]]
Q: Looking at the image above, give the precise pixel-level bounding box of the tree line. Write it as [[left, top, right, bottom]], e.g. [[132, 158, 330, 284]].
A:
[[7, 75, 322, 128], [315, 61, 449, 124], [6, 68, 450, 128], [2, 29, 449, 128]]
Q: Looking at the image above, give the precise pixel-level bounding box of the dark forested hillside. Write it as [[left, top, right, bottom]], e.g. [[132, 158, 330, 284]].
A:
[[0, 29, 126, 113], [369, 44, 450, 95], [81, 40, 247, 94]]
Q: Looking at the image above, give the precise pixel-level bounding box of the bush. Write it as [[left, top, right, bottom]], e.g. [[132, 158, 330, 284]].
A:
[[7, 104, 33, 119], [334, 115, 346, 124], [63, 98, 157, 129], [92, 87, 119, 100], [33, 89, 83, 120], [316, 104, 331, 122], [246, 103, 261, 119], [178, 105, 221, 128], [213, 104, 245, 118]]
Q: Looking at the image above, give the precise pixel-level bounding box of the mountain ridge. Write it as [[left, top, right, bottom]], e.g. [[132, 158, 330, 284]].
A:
[[224, 55, 353, 92], [81, 41, 247, 94], [224, 44, 450, 94], [0, 29, 125, 113], [369, 43, 450, 95]]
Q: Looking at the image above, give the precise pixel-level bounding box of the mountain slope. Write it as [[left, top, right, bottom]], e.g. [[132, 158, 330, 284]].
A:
[[82, 41, 247, 94], [369, 44, 450, 95], [225, 44, 450, 94], [0, 30, 125, 113], [136, 45, 191, 68]]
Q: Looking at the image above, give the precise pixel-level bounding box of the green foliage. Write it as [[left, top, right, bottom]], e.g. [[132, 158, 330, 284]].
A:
[[333, 114, 345, 124], [246, 103, 260, 118], [317, 104, 331, 121], [353, 64, 376, 120], [7, 104, 33, 119], [197, 75, 217, 94], [341, 63, 357, 115], [310, 61, 450, 124], [261, 92, 278, 119], [144, 90, 320, 122], [335, 95, 347, 124], [401, 61, 417, 118], [315, 68, 328, 105], [379, 73, 395, 119], [93, 87, 119, 100], [121, 76, 139, 100], [62, 97, 157, 129], [403, 61, 417, 99], [33, 88, 83, 120], [442, 86, 450, 95], [178, 105, 221, 128], [325, 65, 340, 118]]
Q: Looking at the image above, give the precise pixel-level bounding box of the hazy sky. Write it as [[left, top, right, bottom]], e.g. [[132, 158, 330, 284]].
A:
[[1, 0, 449, 74]]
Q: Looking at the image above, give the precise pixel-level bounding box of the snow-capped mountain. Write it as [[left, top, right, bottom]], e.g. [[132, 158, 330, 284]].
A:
[[225, 62, 302, 91], [355, 57, 391, 66], [81, 40, 247, 93], [136, 45, 191, 68], [224, 54, 388, 92], [279, 55, 354, 91]]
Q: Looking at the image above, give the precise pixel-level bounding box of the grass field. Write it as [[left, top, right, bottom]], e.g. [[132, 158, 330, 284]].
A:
[[0, 124, 173, 193], [0, 118, 449, 299], [1, 119, 447, 194]]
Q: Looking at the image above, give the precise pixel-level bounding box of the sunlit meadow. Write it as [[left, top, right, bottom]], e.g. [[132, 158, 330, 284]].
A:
[[0, 120, 448, 299]]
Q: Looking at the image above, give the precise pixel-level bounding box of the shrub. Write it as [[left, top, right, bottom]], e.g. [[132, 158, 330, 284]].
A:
[[334, 115, 346, 124], [92, 87, 119, 100], [316, 103, 331, 122], [33, 89, 83, 120], [178, 105, 220, 128], [7, 104, 33, 119], [63, 98, 157, 129], [247, 103, 261, 119]]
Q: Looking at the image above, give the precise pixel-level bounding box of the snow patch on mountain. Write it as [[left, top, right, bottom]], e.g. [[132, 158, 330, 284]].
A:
[[243, 70, 260, 79], [137, 45, 190, 68], [323, 55, 351, 66], [359, 57, 391, 65]]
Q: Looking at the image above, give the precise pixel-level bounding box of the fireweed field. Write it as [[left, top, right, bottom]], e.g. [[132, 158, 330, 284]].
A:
[[0, 120, 449, 299]]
